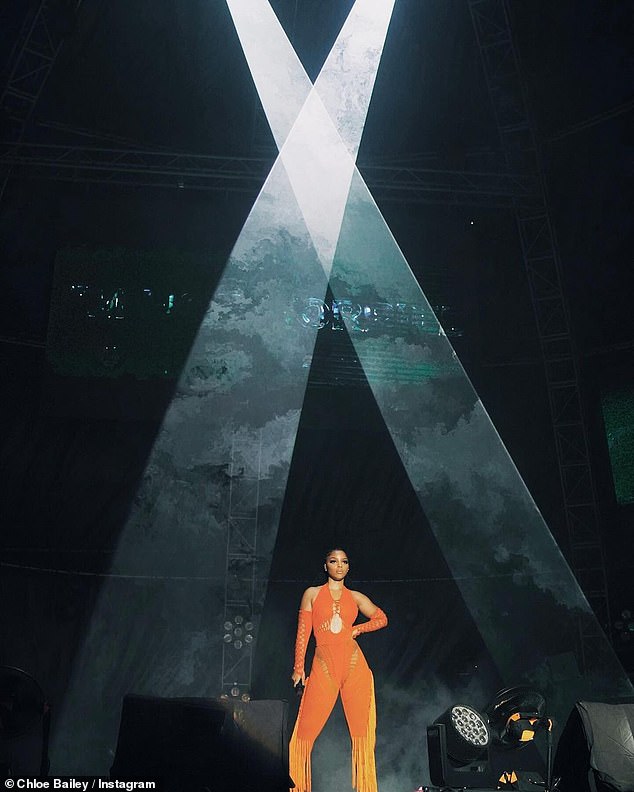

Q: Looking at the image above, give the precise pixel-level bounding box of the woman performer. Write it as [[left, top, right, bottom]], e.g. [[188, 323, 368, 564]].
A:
[[289, 548, 388, 792]]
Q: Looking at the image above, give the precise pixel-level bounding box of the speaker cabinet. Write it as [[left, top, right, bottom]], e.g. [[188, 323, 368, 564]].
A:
[[554, 699, 634, 792], [110, 695, 289, 792]]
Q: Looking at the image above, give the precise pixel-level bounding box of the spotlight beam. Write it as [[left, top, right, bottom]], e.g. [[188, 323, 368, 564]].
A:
[[228, 0, 395, 273], [229, 0, 632, 694], [224, 0, 311, 150]]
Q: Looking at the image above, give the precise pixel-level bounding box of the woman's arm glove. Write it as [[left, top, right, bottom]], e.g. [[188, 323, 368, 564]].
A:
[[352, 607, 388, 637], [293, 609, 312, 681]]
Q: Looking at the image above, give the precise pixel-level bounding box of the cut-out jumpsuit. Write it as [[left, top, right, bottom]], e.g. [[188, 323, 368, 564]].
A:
[[289, 584, 387, 792]]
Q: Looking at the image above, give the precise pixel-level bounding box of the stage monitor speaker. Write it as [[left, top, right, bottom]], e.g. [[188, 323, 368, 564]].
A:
[[110, 695, 290, 792], [553, 699, 634, 792]]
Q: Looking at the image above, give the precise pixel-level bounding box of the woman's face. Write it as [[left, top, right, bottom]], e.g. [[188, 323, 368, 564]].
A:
[[325, 549, 349, 581]]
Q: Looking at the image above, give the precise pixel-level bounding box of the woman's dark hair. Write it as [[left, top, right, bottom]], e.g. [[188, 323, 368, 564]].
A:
[[324, 547, 348, 561]]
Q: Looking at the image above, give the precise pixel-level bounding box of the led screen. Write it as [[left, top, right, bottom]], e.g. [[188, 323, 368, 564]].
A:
[[47, 247, 220, 379]]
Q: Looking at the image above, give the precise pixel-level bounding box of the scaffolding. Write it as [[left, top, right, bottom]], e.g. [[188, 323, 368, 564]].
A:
[[468, 0, 612, 671], [220, 431, 264, 698], [0, 140, 540, 209], [0, 0, 82, 201]]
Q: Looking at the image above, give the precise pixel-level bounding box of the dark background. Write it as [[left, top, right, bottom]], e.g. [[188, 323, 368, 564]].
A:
[[1, 0, 632, 778]]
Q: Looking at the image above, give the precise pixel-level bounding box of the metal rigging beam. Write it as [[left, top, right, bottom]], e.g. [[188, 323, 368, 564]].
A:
[[0, 0, 83, 201], [221, 432, 265, 698], [468, 0, 612, 672], [546, 97, 634, 144], [0, 140, 541, 209]]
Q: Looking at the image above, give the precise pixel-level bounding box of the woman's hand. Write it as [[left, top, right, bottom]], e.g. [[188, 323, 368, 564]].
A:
[[291, 669, 306, 687], [350, 591, 388, 638]]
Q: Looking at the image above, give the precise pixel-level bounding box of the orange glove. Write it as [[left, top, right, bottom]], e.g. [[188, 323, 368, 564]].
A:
[[353, 607, 387, 636], [293, 609, 312, 675]]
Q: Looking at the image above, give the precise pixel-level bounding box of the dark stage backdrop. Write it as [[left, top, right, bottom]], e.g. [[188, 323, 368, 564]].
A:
[[1, 0, 632, 788]]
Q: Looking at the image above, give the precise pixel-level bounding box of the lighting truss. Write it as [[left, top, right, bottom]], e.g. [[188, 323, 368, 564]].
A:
[[468, 0, 613, 673], [0, 140, 541, 208]]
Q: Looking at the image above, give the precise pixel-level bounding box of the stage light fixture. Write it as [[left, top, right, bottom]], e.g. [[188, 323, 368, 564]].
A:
[[427, 688, 557, 790], [222, 615, 255, 651], [451, 704, 490, 745], [427, 703, 491, 789], [486, 686, 551, 747], [486, 686, 554, 791], [436, 704, 490, 764]]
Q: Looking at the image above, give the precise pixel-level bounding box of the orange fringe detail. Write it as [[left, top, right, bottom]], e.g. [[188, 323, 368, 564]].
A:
[[289, 724, 312, 792], [351, 674, 378, 792]]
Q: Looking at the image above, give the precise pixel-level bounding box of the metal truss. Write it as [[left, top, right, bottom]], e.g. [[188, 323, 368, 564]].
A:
[[0, 140, 541, 208], [0, 0, 82, 200], [220, 431, 264, 698], [361, 160, 538, 208], [468, 0, 612, 670]]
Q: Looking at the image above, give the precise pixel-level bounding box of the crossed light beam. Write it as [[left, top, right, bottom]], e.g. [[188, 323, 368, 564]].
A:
[[227, 0, 395, 274], [51, 0, 398, 774], [229, 0, 631, 705], [52, 0, 629, 774]]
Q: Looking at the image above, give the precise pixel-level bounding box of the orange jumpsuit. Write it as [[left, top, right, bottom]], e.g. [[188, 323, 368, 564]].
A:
[[289, 585, 386, 792]]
